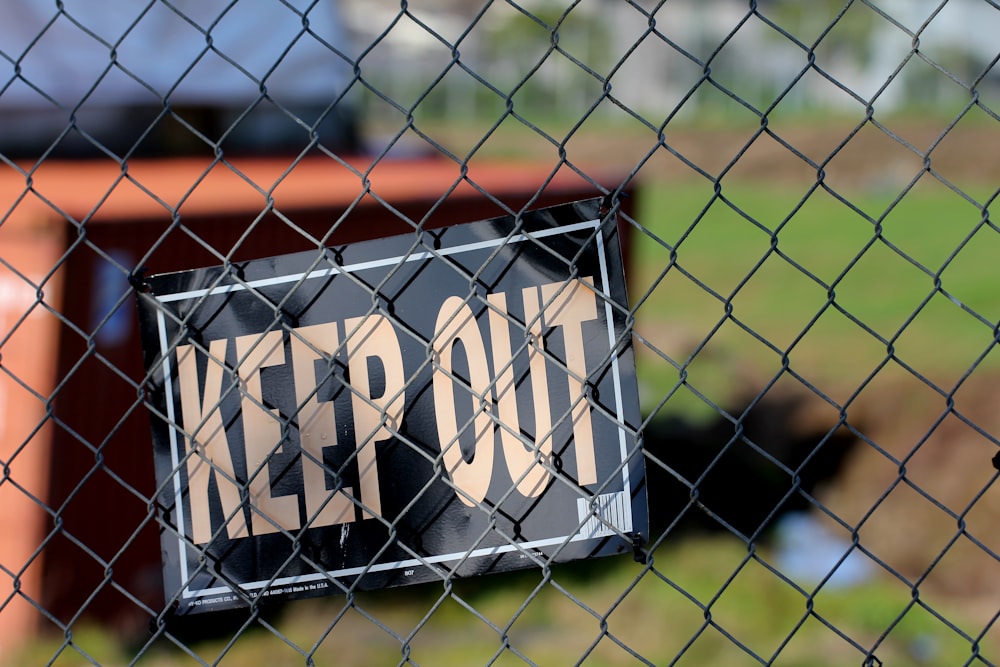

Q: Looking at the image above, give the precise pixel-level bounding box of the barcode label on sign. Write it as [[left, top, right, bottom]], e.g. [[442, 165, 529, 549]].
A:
[[577, 492, 632, 538]]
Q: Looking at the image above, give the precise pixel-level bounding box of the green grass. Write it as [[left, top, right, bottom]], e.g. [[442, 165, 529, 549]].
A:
[[630, 176, 1000, 419], [18, 535, 997, 666]]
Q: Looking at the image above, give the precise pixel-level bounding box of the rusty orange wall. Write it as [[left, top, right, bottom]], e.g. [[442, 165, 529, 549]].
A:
[[0, 212, 64, 663]]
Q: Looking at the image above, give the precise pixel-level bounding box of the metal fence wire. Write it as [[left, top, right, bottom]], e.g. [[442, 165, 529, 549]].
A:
[[2, 0, 1000, 665]]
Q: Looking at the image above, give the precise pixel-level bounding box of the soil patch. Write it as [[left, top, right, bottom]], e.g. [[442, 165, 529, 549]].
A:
[[644, 367, 1000, 615]]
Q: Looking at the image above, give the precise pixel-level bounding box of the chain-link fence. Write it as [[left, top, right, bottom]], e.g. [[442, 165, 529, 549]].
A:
[[2, 0, 999, 665]]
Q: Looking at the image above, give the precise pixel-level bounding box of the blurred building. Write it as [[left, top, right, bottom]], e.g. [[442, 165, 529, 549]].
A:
[[4, 0, 994, 160], [344, 0, 998, 124], [0, 0, 360, 158]]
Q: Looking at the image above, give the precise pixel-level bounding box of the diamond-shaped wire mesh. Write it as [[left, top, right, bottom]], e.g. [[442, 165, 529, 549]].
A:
[[1, 0, 999, 665]]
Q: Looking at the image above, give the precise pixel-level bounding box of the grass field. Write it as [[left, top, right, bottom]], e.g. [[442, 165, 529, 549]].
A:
[[19, 533, 996, 666], [630, 176, 1000, 419]]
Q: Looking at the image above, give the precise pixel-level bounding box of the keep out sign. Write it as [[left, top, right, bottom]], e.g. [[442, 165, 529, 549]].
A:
[[137, 198, 646, 616]]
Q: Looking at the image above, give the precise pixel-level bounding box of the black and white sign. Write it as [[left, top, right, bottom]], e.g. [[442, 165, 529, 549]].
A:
[[137, 198, 646, 616]]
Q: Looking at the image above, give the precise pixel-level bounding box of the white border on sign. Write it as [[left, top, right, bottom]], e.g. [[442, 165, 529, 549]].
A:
[[153, 219, 634, 600]]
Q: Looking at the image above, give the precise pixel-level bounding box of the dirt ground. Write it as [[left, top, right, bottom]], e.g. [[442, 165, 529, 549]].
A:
[[417, 115, 1000, 193], [594, 118, 1000, 190], [769, 367, 1000, 619]]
